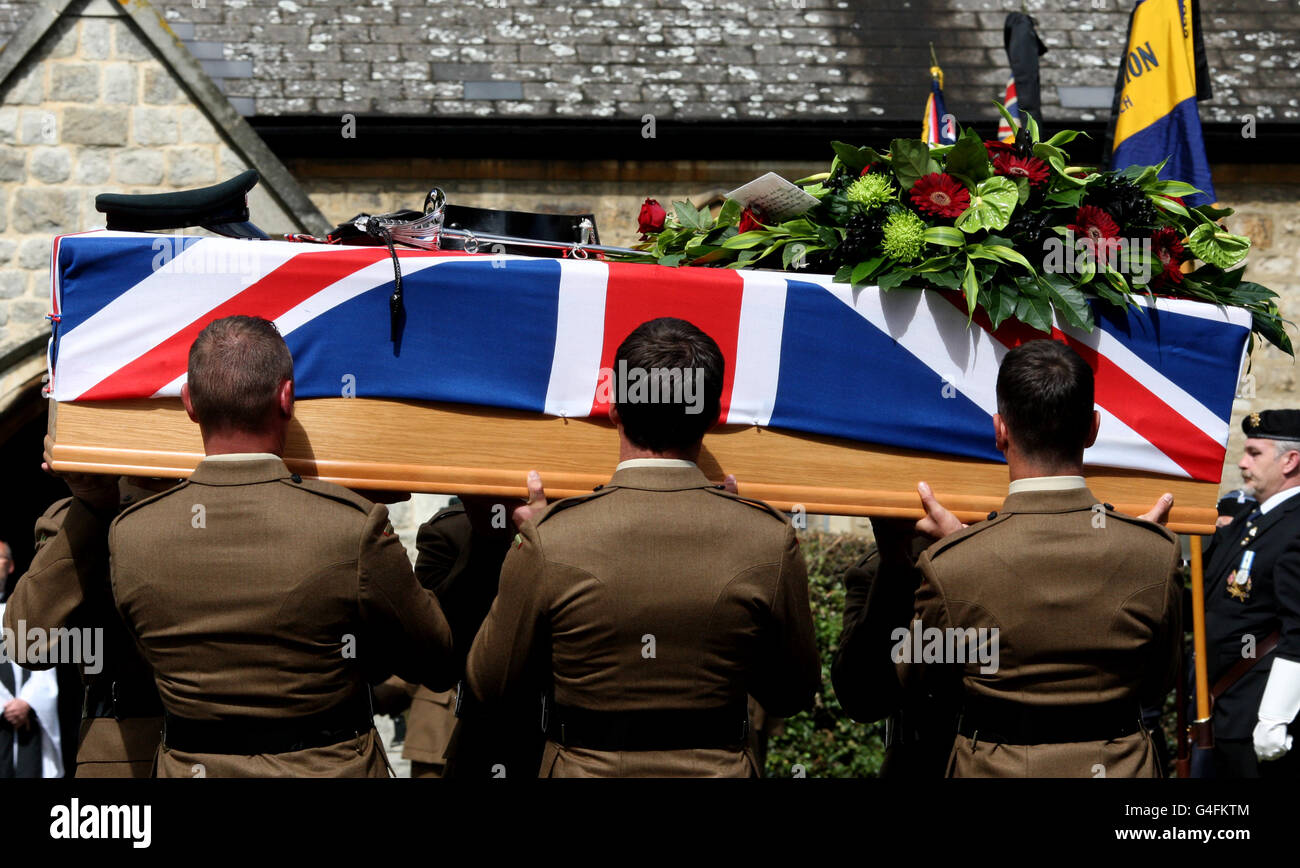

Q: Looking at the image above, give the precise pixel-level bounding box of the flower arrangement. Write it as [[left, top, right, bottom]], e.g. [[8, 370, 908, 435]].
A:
[[622, 110, 1291, 354]]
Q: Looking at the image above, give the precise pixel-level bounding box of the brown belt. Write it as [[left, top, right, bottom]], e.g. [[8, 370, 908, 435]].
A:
[[1210, 630, 1280, 706]]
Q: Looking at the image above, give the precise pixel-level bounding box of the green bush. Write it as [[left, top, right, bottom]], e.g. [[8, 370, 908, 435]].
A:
[[764, 531, 888, 778]]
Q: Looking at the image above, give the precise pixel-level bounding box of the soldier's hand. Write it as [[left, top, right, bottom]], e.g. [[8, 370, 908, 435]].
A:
[[511, 471, 547, 530], [915, 481, 965, 540], [1138, 492, 1174, 525], [3, 698, 31, 730], [723, 474, 738, 494], [42, 437, 120, 512]]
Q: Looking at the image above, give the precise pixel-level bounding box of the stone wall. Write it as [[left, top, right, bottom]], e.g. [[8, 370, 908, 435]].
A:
[[0, 3, 295, 358]]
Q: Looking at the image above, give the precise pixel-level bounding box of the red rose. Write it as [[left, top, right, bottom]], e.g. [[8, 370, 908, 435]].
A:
[[738, 206, 764, 234], [637, 198, 666, 237]]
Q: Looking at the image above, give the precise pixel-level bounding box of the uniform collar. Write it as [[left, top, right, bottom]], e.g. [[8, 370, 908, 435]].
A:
[[1007, 475, 1086, 494], [999, 485, 1100, 516], [606, 462, 714, 492], [188, 454, 293, 486], [1259, 485, 1300, 515]]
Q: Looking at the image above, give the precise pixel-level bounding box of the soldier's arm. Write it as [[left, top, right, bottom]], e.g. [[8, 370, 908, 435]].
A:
[[3, 497, 111, 669], [831, 545, 919, 723], [358, 504, 457, 692], [748, 525, 820, 718], [1139, 544, 1184, 708], [414, 506, 513, 673], [464, 523, 548, 704], [1271, 535, 1300, 664]]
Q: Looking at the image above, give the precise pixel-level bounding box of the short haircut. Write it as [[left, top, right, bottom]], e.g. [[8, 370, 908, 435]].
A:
[[1272, 439, 1300, 461], [995, 339, 1095, 464], [612, 317, 724, 453], [187, 315, 293, 432]]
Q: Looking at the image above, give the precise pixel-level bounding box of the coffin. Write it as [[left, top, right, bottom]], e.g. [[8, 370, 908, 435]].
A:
[[45, 231, 1254, 533]]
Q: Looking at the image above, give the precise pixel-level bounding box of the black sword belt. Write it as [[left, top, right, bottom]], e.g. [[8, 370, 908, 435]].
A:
[[546, 703, 750, 752], [83, 679, 163, 720], [957, 696, 1145, 745], [162, 693, 373, 756]]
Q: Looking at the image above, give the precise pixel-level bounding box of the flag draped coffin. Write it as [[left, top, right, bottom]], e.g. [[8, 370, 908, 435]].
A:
[[46, 231, 1252, 532]]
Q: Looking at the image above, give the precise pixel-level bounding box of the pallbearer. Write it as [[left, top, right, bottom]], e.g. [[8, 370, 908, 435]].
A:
[[109, 315, 455, 777], [467, 317, 819, 777], [1203, 410, 1300, 777]]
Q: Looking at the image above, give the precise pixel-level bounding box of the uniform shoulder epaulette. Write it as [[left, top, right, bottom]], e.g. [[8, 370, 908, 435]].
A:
[[114, 480, 191, 523], [704, 486, 790, 524], [534, 486, 617, 525], [426, 502, 467, 526], [926, 511, 1015, 560], [277, 475, 374, 514], [1097, 504, 1178, 542]]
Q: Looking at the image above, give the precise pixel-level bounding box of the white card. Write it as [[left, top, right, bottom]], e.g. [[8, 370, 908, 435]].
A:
[[725, 173, 821, 223]]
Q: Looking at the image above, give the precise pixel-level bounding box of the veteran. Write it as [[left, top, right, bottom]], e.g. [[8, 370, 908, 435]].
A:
[[466, 316, 820, 777], [108, 315, 455, 777], [3, 468, 170, 778], [835, 339, 1181, 777], [1202, 409, 1300, 777]]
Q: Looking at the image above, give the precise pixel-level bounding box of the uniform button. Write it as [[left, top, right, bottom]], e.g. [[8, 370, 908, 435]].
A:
[[290, 473, 302, 483], [987, 511, 998, 521], [1103, 502, 1114, 511], [715, 484, 726, 490], [592, 484, 603, 491]]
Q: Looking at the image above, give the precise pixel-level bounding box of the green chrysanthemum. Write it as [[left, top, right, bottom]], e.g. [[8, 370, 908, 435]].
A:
[[881, 210, 926, 262], [845, 173, 894, 211]]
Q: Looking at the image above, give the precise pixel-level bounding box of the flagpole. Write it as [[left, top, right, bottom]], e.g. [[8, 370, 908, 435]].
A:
[[1189, 534, 1212, 737]]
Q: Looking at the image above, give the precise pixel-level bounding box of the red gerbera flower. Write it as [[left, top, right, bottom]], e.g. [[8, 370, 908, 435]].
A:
[[1068, 205, 1122, 266], [910, 173, 970, 218], [984, 140, 1017, 158], [993, 153, 1050, 186], [737, 206, 764, 234], [1151, 226, 1188, 287]]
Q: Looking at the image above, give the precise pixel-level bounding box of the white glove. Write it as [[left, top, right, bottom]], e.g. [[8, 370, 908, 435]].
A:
[[1255, 657, 1300, 762]]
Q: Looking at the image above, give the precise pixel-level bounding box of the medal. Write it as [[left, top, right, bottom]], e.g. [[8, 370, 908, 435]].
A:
[[1227, 550, 1255, 601]]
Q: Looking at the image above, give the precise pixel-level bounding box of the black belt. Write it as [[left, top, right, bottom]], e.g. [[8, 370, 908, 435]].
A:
[[547, 703, 749, 752], [957, 697, 1144, 745], [83, 679, 163, 720], [163, 694, 373, 755]]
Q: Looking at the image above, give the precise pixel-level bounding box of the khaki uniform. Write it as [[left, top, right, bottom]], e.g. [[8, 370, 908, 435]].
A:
[[109, 456, 455, 777], [4, 495, 162, 777], [404, 686, 457, 777], [907, 486, 1180, 778], [466, 463, 820, 778]]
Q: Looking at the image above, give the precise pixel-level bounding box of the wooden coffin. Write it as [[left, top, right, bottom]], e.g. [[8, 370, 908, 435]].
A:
[[48, 396, 1221, 533]]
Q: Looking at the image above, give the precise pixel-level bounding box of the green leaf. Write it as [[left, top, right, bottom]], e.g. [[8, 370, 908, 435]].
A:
[[942, 128, 993, 183], [955, 176, 1019, 233], [1186, 222, 1251, 268], [966, 242, 1032, 271], [1023, 111, 1040, 143], [1151, 195, 1190, 219], [850, 256, 885, 284], [1015, 178, 1030, 205], [1046, 187, 1086, 208], [993, 101, 1021, 139], [830, 141, 883, 173], [961, 257, 979, 319], [833, 264, 853, 283], [715, 198, 743, 228], [721, 230, 773, 250], [1148, 180, 1202, 198], [1014, 291, 1053, 333], [890, 138, 940, 190], [922, 226, 965, 247], [673, 201, 707, 231], [1039, 273, 1094, 330], [657, 253, 685, 267], [1194, 203, 1235, 222], [988, 280, 1020, 329], [1044, 129, 1085, 149], [877, 269, 912, 291]]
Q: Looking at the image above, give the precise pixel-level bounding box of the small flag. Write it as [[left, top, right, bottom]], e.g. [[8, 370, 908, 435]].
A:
[[996, 76, 1019, 142], [1109, 0, 1215, 205], [922, 63, 957, 147]]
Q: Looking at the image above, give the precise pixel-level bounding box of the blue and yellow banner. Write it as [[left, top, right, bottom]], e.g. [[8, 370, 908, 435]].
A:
[[922, 65, 957, 147], [1111, 0, 1215, 205]]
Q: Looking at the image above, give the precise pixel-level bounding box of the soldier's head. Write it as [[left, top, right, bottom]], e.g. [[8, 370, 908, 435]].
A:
[[182, 315, 295, 454], [994, 339, 1100, 475], [1238, 410, 1300, 502], [608, 317, 724, 459]]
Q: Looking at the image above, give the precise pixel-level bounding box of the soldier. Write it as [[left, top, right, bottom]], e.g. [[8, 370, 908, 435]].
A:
[[1202, 410, 1300, 777], [466, 316, 820, 777], [835, 339, 1181, 777], [109, 315, 455, 777], [3, 469, 170, 777]]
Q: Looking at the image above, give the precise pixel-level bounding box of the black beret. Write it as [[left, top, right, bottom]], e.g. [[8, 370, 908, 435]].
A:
[[1242, 410, 1300, 440]]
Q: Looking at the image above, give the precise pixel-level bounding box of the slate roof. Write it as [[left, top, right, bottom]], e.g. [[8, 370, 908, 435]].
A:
[[0, 0, 1296, 125]]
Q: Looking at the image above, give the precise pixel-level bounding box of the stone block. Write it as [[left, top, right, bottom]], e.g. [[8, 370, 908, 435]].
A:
[[0, 145, 25, 182], [176, 108, 222, 144], [0, 109, 18, 145], [50, 64, 100, 103], [144, 66, 182, 105], [114, 24, 154, 61], [13, 189, 80, 233], [113, 149, 165, 185], [81, 18, 112, 60], [29, 147, 71, 184], [103, 64, 138, 104], [0, 270, 25, 298], [17, 238, 48, 270], [75, 148, 111, 185], [63, 106, 127, 146], [4, 66, 46, 106], [132, 106, 179, 146], [166, 147, 217, 186]]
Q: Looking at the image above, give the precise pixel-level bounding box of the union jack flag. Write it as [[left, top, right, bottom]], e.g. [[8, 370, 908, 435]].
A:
[[49, 231, 1251, 483]]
